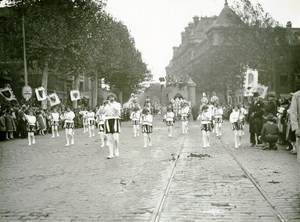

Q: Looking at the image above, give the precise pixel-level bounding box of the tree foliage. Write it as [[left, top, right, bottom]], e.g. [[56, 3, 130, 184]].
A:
[[0, 0, 151, 102]]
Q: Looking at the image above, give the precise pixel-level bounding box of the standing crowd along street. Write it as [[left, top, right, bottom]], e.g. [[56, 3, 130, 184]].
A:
[[0, 89, 300, 160]]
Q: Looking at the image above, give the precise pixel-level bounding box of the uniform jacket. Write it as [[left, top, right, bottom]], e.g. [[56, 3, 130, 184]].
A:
[[290, 90, 300, 132], [248, 99, 265, 119]]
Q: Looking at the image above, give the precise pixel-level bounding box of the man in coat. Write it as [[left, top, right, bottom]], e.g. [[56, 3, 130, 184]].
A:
[[290, 90, 300, 162], [248, 92, 265, 146]]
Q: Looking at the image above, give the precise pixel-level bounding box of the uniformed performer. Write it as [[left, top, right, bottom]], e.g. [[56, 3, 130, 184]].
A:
[[96, 104, 106, 147], [164, 106, 175, 137], [50, 107, 60, 138], [213, 103, 223, 138], [181, 102, 190, 134], [87, 108, 96, 138], [198, 105, 213, 148], [63, 106, 75, 147], [130, 106, 141, 137], [102, 94, 121, 159], [141, 107, 153, 147], [230, 104, 244, 148], [24, 110, 37, 146]]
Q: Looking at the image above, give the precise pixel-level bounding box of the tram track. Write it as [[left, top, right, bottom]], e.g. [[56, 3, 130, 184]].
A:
[[150, 124, 288, 222], [223, 142, 287, 222]]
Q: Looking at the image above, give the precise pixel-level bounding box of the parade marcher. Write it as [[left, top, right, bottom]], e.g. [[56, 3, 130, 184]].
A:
[[130, 106, 141, 137], [164, 106, 175, 137], [198, 105, 212, 148], [96, 104, 106, 147], [240, 104, 248, 136], [50, 107, 60, 138], [36, 109, 46, 136], [181, 102, 190, 134], [229, 105, 244, 148], [213, 103, 223, 138], [79, 107, 88, 133], [290, 90, 300, 156], [24, 110, 36, 146], [87, 108, 96, 138], [103, 94, 121, 159], [259, 114, 279, 150], [141, 107, 153, 147], [248, 92, 265, 147], [210, 91, 219, 104], [63, 106, 75, 147]]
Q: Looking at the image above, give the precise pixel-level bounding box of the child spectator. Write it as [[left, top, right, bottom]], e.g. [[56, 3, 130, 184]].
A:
[[259, 114, 279, 150]]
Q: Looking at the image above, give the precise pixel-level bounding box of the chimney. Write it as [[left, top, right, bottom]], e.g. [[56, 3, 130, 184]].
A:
[[286, 21, 292, 28], [193, 16, 199, 26]]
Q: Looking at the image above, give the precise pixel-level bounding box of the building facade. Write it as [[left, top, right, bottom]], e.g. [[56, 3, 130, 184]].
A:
[[165, 1, 300, 104]]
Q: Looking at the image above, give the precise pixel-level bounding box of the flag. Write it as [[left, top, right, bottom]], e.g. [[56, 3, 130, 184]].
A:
[[70, 90, 81, 101], [255, 84, 268, 99], [243, 68, 258, 96], [35, 87, 46, 101], [0, 86, 16, 101], [47, 93, 60, 106]]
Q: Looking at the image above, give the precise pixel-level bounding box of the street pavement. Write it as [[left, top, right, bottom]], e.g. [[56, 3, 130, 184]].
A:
[[0, 117, 299, 222]]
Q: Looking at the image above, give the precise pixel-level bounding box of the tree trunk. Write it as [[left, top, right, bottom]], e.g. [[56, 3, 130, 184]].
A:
[[41, 62, 48, 109], [72, 74, 80, 109]]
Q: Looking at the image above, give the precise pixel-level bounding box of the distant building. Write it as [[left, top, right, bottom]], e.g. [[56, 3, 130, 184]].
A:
[[165, 1, 300, 104]]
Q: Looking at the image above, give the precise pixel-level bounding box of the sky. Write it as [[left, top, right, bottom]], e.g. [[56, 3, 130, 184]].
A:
[[104, 0, 300, 80]]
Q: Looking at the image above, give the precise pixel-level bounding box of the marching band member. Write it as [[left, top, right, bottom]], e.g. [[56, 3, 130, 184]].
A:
[[181, 102, 190, 134], [130, 106, 141, 137], [96, 104, 106, 147], [87, 108, 96, 138], [213, 103, 223, 137], [63, 106, 75, 147], [240, 104, 248, 136], [198, 105, 213, 148], [229, 104, 244, 148], [141, 107, 153, 147], [50, 107, 60, 138], [24, 110, 37, 146], [164, 106, 175, 137], [102, 94, 121, 159], [79, 107, 88, 133]]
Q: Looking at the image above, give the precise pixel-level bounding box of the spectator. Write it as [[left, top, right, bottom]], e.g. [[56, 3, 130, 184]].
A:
[[290, 90, 300, 157], [259, 114, 279, 150]]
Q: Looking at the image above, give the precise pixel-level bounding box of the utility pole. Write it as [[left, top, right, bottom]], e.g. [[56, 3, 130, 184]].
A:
[[22, 1, 28, 86]]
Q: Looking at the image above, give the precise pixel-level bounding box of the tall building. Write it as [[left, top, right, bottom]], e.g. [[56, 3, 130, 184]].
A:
[[165, 1, 300, 104]]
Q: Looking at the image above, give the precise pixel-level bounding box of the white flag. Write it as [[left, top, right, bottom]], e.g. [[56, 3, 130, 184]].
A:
[[47, 93, 61, 106], [0, 86, 16, 101], [35, 87, 46, 101], [70, 90, 81, 101]]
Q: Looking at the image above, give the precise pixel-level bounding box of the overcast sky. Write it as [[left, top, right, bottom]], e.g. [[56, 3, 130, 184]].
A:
[[105, 0, 300, 80]]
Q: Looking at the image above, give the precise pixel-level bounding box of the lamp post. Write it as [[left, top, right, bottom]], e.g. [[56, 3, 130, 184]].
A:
[[22, 8, 28, 86]]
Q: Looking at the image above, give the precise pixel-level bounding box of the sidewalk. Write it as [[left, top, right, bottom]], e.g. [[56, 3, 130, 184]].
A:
[[0, 117, 299, 222]]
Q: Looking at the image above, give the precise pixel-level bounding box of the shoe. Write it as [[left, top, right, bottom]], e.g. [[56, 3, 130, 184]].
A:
[[28, 143, 31, 146], [52, 135, 55, 138], [65, 144, 69, 147], [144, 144, 147, 148], [106, 155, 114, 159], [115, 151, 119, 157], [148, 143, 152, 147], [57, 134, 59, 137], [101, 144, 105, 147], [32, 140, 35, 144], [262, 146, 268, 150]]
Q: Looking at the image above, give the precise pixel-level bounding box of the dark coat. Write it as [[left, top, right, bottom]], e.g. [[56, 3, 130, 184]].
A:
[[248, 100, 265, 133]]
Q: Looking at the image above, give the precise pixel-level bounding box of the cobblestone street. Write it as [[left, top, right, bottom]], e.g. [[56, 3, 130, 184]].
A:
[[0, 117, 299, 222]]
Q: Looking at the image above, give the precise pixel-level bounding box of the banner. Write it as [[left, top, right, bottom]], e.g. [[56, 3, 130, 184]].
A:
[[243, 68, 258, 97], [0, 86, 16, 101], [35, 87, 47, 101], [256, 84, 268, 99], [70, 90, 81, 101], [47, 93, 61, 106]]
